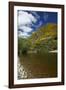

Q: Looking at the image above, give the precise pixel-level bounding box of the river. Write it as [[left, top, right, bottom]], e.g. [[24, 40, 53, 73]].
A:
[[17, 53, 57, 79]]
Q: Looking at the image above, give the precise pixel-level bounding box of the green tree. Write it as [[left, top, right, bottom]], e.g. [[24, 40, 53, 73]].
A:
[[18, 38, 30, 55]]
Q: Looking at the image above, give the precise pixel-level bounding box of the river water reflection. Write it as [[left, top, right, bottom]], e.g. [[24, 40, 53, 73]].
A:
[[18, 53, 57, 79]]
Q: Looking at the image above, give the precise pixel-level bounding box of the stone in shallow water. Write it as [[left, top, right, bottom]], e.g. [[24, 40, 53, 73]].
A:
[[17, 60, 28, 79]]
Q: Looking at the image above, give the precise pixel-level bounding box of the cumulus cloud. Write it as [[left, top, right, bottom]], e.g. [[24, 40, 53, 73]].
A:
[[18, 10, 38, 38], [18, 31, 30, 38], [19, 26, 33, 33], [30, 12, 40, 19], [18, 10, 37, 26], [33, 21, 42, 28]]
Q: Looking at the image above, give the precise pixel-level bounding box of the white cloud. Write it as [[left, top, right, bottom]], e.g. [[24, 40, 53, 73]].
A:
[[43, 13, 48, 21], [33, 21, 42, 28], [18, 11, 37, 26], [18, 31, 30, 38], [19, 26, 33, 33], [31, 12, 40, 19], [18, 11, 38, 38]]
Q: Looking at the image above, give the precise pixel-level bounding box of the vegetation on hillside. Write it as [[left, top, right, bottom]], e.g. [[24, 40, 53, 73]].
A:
[[18, 23, 57, 55]]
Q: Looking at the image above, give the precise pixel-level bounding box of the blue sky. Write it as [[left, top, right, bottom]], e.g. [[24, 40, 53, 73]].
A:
[[18, 10, 57, 38]]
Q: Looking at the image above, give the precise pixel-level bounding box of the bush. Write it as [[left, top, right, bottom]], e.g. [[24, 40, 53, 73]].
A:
[[18, 38, 30, 55]]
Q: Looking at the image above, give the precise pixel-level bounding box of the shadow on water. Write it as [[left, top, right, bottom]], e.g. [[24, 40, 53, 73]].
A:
[[18, 53, 57, 79]]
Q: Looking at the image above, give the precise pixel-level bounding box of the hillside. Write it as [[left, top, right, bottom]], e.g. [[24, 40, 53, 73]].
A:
[[18, 23, 57, 55], [28, 23, 57, 53]]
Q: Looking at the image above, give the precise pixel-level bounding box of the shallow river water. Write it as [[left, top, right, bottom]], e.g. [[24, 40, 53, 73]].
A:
[[17, 53, 57, 79]]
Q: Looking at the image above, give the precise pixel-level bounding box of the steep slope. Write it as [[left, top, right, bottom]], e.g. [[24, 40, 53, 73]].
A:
[[29, 23, 57, 52]]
